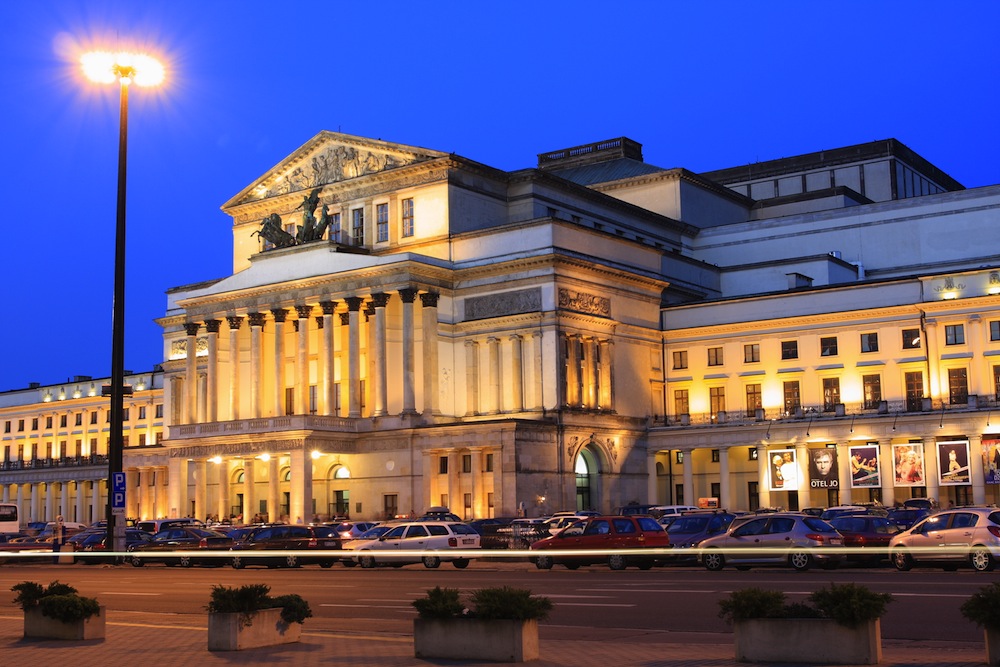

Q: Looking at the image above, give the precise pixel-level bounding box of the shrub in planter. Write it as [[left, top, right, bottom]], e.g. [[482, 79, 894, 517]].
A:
[[809, 582, 893, 628], [12, 581, 101, 622], [960, 582, 1000, 666], [206, 584, 312, 651], [206, 583, 312, 627]]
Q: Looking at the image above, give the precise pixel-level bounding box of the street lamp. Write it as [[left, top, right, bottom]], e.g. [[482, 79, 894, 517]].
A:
[[82, 51, 164, 554]]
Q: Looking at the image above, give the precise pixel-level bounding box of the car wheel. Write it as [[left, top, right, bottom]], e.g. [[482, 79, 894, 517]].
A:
[[130, 555, 144, 567], [359, 554, 377, 569], [891, 548, 913, 572], [789, 550, 812, 571], [342, 560, 357, 568], [179, 555, 193, 568], [319, 561, 333, 568], [452, 558, 470, 569], [422, 555, 441, 569], [285, 554, 298, 568], [703, 550, 725, 571], [970, 547, 995, 572], [231, 555, 245, 569], [608, 554, 628, 571], [534, 555, 553, 570]]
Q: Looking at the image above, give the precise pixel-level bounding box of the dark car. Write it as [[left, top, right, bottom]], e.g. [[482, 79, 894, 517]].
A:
[[230, 524, 342, 568], [75, 528, 154, 564], [886, 507, 932, 530], [664, 511, 736, 562], [828, 515, 900, 565], [129, 527, 234, 567], [530, 515, 670, 570]]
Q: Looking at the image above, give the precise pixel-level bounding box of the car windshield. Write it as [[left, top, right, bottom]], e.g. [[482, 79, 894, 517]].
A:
[[668, 516, 710, 534], [803, 517, 838, 533]]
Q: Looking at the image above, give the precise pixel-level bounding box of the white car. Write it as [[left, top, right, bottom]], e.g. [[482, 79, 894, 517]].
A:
[[348, 521, 480, 569]]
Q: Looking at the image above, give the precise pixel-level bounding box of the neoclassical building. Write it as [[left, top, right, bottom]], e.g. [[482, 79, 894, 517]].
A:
[[3, 134, 1000, 525]]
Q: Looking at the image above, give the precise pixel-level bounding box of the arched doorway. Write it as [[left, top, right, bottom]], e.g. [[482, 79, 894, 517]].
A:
[[330, 465, 351, 519], [575, 448, 599, 511]]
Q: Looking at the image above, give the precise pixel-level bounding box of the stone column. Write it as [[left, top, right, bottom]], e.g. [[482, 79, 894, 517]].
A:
[[227, 316, 242, 421], [420, 292, 440, 416], [422, 449, 435, 513], [470, 447, 484, 519], [271, 308, 288, 416], [879, 439, 895, 505], [465, 340, 480, 416], [58, 482, 70, 522], [194, 459, 207, 522], [400, 288, 418, 414], [924, 317, 941, 402], [757, 445, 771, 509], [371, 293, 390, 417], [647, 449, 659, 505], [448, 450, 460, 513], [970, 434, 987, 504], [795, 443, 809, 509], [491, 448, 504, 516], [583, 337, 597, 408], [566, 334, 580, 407], [184, 322, 200, 424], [205, 320, 220, 422], [487, 337, 501, 414], [289, 449, 313, 524], [346, 297, 364, 418], [599, 339, 613, 410], [509, 334, 524, 413], [90, 481, 101, 524], [532, 332, 544, 411], [923, 436, 940, 505], [137, 467, 150, 519], [365, 302, 376, 414], [217, 460, 230, 521], [681, 449, 694, 505], [295, 305, 312, 415], [268, 457, 280, 522], [837, 441, 852, 505], [243, 458, 256, 523], [168, 460, 187, 518], [248, 313, 266, 418], [320, 301, 337, 416], [30, 483, 41, 523], [967, 315, 988, 397], [719, 446, 731, 510]]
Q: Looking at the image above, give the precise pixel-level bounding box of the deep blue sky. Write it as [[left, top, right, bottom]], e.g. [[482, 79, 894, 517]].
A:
[[1, 1, 997, 392]]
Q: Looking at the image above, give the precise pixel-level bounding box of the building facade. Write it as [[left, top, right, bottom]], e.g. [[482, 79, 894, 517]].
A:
[[3, 133, 999, 526]]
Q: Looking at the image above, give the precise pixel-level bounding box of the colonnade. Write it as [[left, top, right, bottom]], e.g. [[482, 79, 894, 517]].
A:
[[563, 334, 613, 410], [1, 479, 104, 525], [422, 447, 502, 520]]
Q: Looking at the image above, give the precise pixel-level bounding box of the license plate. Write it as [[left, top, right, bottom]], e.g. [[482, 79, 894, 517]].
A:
[[829, 538, 842, 545], [461, 538, 476, 545]]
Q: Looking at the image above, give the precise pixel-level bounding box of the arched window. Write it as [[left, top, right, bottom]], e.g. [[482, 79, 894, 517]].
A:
[[575, 448, 597, 511], [334, 466, 351, 479]]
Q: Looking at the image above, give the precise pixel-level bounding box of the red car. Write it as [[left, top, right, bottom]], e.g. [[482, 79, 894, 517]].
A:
[[530, 515, 670, 570], [828, 515, 899, 565]]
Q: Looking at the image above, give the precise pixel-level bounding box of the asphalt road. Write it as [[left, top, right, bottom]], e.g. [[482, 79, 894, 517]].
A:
[[0, 559, 989, 644]]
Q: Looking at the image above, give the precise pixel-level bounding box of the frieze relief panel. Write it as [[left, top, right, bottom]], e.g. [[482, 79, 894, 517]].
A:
[[169, 337, 208, 361], [463, 288, 541, 321], [558, 288, 611, 318]]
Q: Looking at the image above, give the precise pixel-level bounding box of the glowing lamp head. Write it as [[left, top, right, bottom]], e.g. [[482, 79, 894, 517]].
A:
[[82, 51, 164, 87]]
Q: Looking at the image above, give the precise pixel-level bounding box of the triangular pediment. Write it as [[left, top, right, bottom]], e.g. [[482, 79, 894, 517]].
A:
[[224, 131, 448, 210]]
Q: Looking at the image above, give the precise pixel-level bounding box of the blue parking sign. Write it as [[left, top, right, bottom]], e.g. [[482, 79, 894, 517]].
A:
[[112, 472, 126, 510]]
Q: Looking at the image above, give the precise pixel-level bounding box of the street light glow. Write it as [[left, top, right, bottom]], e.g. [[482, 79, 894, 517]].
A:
[[81, 51, 164, 87]]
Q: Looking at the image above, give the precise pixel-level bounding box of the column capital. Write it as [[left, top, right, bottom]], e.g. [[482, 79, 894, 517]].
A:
[[271, 308, 288, 323], [295, 305, 313, 320], [205, 319, 221, 334], [184, 322, 200, 337], [465, 339, 479, 349], [339, 312, 351, 326], [314, 316, 324, 329], [248, 312, 266, 328], [419, 291, 439, 308], [399, 287, 418, 303], [345, 296, 365, 312], [508, 333, 523, 342], [319, 300, 338, 315], [226, 315, 243, 330], [371, 292, 391, 308], [364, 302, 376, 319]]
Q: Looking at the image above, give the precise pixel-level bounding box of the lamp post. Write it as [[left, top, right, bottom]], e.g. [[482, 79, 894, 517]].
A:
[[82, 52, 163, 555]]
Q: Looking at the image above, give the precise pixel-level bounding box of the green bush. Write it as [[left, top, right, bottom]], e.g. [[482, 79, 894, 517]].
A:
[[960, 582, 1000, 632], [11, 581, 101, 622], [718, 587, 786, 623], [809, 583, 893, 628], [207, 584, 311, 627], [412, 586, 552, 621], [412, 587, 465, 619]]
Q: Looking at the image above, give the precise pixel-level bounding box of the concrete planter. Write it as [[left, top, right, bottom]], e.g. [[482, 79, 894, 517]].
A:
[[24, 605, 106, 640], [208, 607, 302, 651], [734, 618, 881, 664], [414, 617, 539, 662], [986, 627, 1000, 666]]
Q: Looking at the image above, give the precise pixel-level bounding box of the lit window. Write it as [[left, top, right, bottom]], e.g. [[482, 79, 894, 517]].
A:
[[329, 212, 342, 243], [351, 208, 364, 246], [376, 203, 389, 243], [863, 374, 882, 409], [822, 378, 841, 411], [945, 324, 965, 346], [948, 368, 969, 404], [710, 387, 725, 414], [744, 343, 760, 363], [674, 389, 689, 416], [861, 333, 879, 353], [708, 347, 723, 366], [672, 350, 688, 370], [902, 328, 921, 349], [820, 337, 838, 356], [783, 381, 800, 413], [401, 198, 414, 237]]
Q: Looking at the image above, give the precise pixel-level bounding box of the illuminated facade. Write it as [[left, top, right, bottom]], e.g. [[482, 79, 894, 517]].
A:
[[4, 134, 1000, 525]]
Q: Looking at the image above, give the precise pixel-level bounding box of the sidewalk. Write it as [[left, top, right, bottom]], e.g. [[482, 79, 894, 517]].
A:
[[0, 612, 986, 666]]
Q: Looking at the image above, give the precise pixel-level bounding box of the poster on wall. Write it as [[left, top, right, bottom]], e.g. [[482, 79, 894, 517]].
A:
[[808, 447, 839, 489], [849, 444, 880, 488], [983, 439, 1000, 485], [768, 449, 799, 491], [892, 444, 925, 487], [938, 440, 971, 486]]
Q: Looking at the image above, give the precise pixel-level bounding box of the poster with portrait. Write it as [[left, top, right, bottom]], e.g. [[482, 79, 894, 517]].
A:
[[808, 447, 839, 490], [768, 449, 799, 491], [849, 444, 880, 488], [983, 439, 1000, 485], [892, 444, 925, 487], [938, 440, 971, 486]]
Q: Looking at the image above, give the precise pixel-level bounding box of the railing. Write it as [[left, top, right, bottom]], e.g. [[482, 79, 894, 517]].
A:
[[0, 454, 108, 471], [171, 414, 362, 440]]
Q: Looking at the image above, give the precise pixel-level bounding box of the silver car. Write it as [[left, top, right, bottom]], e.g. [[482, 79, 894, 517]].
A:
[[699, 512, 843, 571], [889, 507, 1000, 572]]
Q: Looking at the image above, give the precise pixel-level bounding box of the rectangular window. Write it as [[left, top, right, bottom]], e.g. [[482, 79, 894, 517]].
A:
[[3, 421, 8, 433], [820, 336, 838, 356], [138, 433, 146, 447], [672, 350, 688, 370], [383, 494, 398, 520], [155, 404, 163, 418], [351, 208, 364, 246], [90, 412, 97, 424], [485, 453, 494, 472], [122, 408, 129, 422], [31, 418, 38, 431], [902, 328, 921, 349], [746, 383, 762, 413], [945, 324, 965, 345], [60, 415, 67, 428], [991, 321, 1000, 341], [462, 454, 472, 473], [463, 493, 472, 520], [139, 406, 146, 420], [438, 456, 448, 474], [783, 381, 801, 413], [45, 416, 52, 429], [329, 212, 342, 243], [711, 482, 721, 499], [863, 374, 882, 409], [709, 387, 726, 414], [401, 198, 414, 237], [905, 371, 924, 411], [744, 343, 760, 363], [822, 377, 841, 411], [748, 481, 759, 511], [17, 420, 24, 432], [707, 347, 723, 366], [861, 332, 879, 353], [674, 389, 689, 417], [487, 492, 495, 517], [309, 385, 317, 414], [995, 365, 1000, 401], [948, 368, 969, 404], [711, 449, 720, 463], [781, 340, 798, 360], [285, 387, 294, 415], [376, 202, 389, 242]]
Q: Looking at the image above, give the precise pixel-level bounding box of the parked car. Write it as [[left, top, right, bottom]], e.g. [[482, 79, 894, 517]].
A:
[[75, 528, 154, 564], [134, 517, 205, 534], [129, 527, 234, 567], [348, 521, 480, 568], [649, 505, 699, 519], [828, 515, 900, 564], [530, 515, 670, 570], [230, 524, 343, 568], [699, 512, 843, 571], [329, 521, 379, 539], [889, 507, 1000, 572], [419, 506, 463, 521], [819, 505, 887, 521], [886, 507, 932, 530], [663, 511, 736, 562]]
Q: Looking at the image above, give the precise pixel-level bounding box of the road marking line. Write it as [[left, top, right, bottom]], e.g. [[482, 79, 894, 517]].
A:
[[98, 591, 160, 596], [555, 603, 635, 607]]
